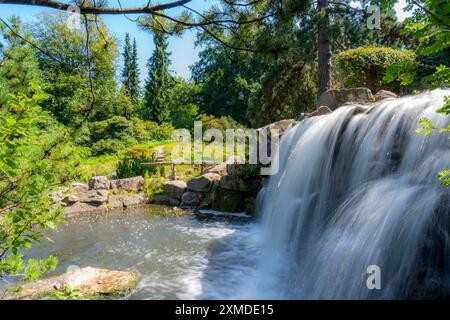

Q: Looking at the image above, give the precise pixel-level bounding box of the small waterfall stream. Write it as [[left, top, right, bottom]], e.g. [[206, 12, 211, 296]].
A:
[[251, 90, 450, 299]]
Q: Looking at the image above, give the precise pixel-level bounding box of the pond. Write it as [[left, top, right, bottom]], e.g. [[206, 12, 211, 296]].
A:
[[11, 206, 263, 300]]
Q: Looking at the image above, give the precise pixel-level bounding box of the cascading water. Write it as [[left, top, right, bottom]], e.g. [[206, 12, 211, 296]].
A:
[[248, 89, 450, 299]]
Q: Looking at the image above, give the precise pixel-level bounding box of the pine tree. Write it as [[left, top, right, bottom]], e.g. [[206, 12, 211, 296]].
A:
[[142, 31, 172, 123], [121, 33, 132, 96], [129, 38, 140, 103]]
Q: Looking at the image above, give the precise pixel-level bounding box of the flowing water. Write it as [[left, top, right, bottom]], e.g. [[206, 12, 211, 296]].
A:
[[13, 207, 264, 300], [5, 90, 450, 299], [251, 89, 450, 299]]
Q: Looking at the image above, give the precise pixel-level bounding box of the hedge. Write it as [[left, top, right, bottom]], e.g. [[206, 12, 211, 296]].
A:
[[336, 46, 416, 93]]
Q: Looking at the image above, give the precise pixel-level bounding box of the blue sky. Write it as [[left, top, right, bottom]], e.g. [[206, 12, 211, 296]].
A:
[[0, 0, 411, 82]]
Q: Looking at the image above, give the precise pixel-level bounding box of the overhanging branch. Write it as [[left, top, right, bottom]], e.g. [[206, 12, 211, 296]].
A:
[[0, 0, 193, 14]]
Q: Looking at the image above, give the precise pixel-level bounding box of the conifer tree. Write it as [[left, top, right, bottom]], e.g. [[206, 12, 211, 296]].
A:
[[121, 33, 132, 96], [142, 31, 172, 123], [129, 38, 140, 103]]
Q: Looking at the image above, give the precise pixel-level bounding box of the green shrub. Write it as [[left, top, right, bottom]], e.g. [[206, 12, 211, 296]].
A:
[[336, 46, 416, 93], [91, 138, 127, 156], [146, 121, 175, 141], [142, 171, 165, 198], [116, 146, 165, 179], [198, 114, 245, 133]]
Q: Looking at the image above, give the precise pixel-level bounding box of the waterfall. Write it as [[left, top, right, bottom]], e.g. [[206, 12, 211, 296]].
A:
[[251, 89, 450, 299]]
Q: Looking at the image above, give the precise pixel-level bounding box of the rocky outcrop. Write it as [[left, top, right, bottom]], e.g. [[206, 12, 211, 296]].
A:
[[110, 176, 145, 192], [69, 182, 89, 193], [88, 176, 110, 190], [181, 191, 203, 207], [108, 194, 149, 209], [9, 267, 138, 300], [53, 176, 149, 216], [163, 180, 187, 200], [374, 90, 398, 101], [317, 88, 375, 110], [186, 173, 221, 192], [219, 175, 261, 193], [175, 161, 262, 214], [65, 189, 109, 205], [65, 202, 107, 216], [150, 195, 181, 206]]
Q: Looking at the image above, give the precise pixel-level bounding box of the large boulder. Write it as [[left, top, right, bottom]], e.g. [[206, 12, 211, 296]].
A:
[[317, 88, 375, 110], [150, 195, 180, 207], [9, 267, 138, 300], [205, 162, 228, 176], [374, 89, 398, 101], [65, 202, 107, 216], [88, 176, 110, 190], [110, 176, 144, 193], [181, 191, 203, 207], [212, 189, 246, 213], [65, 189, 108, 205], [187, 173, 221, 192], [219, 175, 262, 193], [107, 195, 125, 210], [118, 193, 148, 208], [163, 180, 187, 200]]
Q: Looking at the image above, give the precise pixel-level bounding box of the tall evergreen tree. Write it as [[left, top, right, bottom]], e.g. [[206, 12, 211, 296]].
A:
[[143, 31, 172, 123], [129, 38, 140, 103], [121, 33, 132, 96]]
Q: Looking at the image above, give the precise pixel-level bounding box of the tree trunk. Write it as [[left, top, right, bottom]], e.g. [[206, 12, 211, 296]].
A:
[[317, 0, 332, 95]]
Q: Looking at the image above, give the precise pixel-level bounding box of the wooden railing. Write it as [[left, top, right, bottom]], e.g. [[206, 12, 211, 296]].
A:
[[140, 161, 216, 180]]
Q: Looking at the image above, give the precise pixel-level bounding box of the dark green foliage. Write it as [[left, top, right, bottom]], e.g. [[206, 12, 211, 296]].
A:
[[30, 13, 119, 126], [142, 31, 172, 123], [0, 17, 41, 98], [87, 116, 174, 156], [167, 77, 199, 129], [121, 34, 140, 103], [337, 46, 416, 93], [191, 33, 264, 125]]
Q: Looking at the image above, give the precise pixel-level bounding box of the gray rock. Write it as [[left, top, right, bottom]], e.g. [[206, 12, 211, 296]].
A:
[[107, 195, 124, 209], [212, 189, 245, 213], [199, 186, 217, 209], [317, 88, 375, 110], [205, 162, 228, 176], [187, 173, 221, 192], [69, 182, 89, 193], [163, 180, 187, 200], [9, 267, 138, 300], [219, 175, 262, 193], [110, 176, 144, 192], [88, 176, 110, 190], [310, 106, 332, 117], [150, 195, 180, 207], [120, 193, 148, 208], [352, 104, 370, 114], [257, 119, 298, 141], [48, 188, 68, 203], [107, 193, 148, 209], [181, 191, 203, 207], [65, 189, 108, 204], [65, 202, 107, 215], [374, 90, 398, 101]]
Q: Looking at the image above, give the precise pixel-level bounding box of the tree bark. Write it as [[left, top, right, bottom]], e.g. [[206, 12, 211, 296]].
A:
[[317, 0, 332, 95], [0, 0, 192, 15]]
